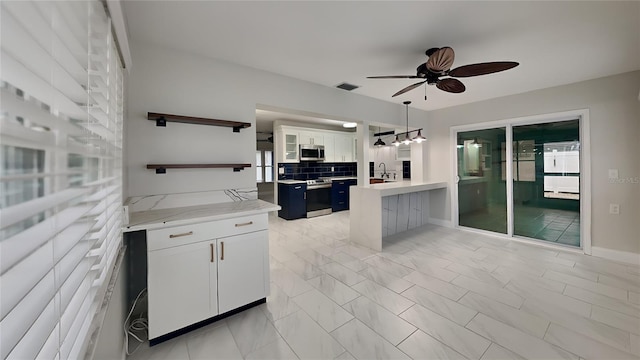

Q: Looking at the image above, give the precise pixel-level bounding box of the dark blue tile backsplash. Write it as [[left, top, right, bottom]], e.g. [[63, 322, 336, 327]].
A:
[[278, 161, 357, 180]]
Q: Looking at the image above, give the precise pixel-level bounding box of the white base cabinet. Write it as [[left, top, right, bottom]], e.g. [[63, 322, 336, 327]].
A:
[[146, 214, 269, 341]]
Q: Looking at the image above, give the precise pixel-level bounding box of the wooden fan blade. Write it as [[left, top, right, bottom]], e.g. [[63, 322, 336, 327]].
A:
[[449, 61, 519, 77], [392, 81, 426, 97], [436, 78, 466, 93], [367, 75, 422, 79], [426, 47, 455, 73]]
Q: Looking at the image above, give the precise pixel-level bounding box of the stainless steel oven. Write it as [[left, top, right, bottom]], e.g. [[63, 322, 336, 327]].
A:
[[306, 179, 332, 217]]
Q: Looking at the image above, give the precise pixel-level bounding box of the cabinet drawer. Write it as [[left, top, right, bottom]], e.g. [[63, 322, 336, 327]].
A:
[[211, 214, 268, 239], [148, 214, 268, 251], [148, 221, 218, 251]]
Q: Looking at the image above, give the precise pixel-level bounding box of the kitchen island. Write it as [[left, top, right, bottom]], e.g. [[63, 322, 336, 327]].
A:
[[349, 180, 447, 251]]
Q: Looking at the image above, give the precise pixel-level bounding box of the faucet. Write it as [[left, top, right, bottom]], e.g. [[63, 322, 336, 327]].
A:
[[379, 162, 389, 179]]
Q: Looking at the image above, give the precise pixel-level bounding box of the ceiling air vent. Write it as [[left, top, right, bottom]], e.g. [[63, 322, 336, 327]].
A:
[[336, 82, 360, 91]]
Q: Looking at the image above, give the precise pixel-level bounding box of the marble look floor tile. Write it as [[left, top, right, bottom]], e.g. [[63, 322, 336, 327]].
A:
[[226, 306, 281, 356], [283, 257, 324, 280], [400, 305, 490, 360], [262, 284, 301, 323], [401, 285, 477, 326], [563, 285, 640, 318], [351, 280, 414, 315], [447, 262, 508, 288], [291, 289, 353, 332], [505, 280, 591, 317], [358, 266, 413, 293], [329, 252, 369, 272], [330, 319, 411, 360], [466, 313, 578, 360], [631, 291, 640, 305], [544, 323, 638, 360], [245, 336, 299, 360], [591, 305, 640, 335], [295, 248, 333, 266], [320, 262, 366, 286], [480, 343, 526, 360], [270, 244, 300, 263], [397, 330, 467, 360], [334, 350, 356, 360], [598, 273, 640, 293], [453, 275, 523, 309], [186, 323, 243, 359], [342, 296, 417, 346], [459, 292, 549, 338], [544, 269, 629, 301], [632, 333, 640, 356], [521, 296, 630, 351], [403, 271, 468, 301], [128, 337, 189, 360], [274, 311, 345, 360], [307, 274, 360, 305], [271, 267, 314, 298], [364, 255, 414, 278], [492, 267, 566, 293], [338, 244, 377, 260]]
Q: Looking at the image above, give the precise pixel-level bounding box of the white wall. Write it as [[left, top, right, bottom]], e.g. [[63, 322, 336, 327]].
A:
[[126, 41, 429, 197], [427, 71, 640, 254]]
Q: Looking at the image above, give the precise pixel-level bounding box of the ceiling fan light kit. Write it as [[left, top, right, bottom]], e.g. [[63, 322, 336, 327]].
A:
[[367, 46, 519, 98]]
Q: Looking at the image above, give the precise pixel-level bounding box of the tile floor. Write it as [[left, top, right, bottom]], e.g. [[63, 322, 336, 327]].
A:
[[130, 211, 640, 360]]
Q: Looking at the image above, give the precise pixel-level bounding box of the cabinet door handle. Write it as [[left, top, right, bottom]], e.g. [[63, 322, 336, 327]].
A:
[[220, 241, 225, 260], [169, 231, 193, 238], [339, 191, 345, 194], [210, 243, 214, 263], [294, 186, 301, 189], [304, 192, 306, 200], [235, 221, 253, 227]]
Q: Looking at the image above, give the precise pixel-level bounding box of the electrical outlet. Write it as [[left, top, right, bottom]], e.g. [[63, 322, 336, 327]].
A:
[[609, 204, 620, 215], [608, 169, 619, 179], [331, 166, 334, 172], [278, 167, 284, 175]]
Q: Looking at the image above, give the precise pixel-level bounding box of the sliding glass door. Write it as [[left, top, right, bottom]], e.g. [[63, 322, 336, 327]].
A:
[[512, 120, 580, 246], [457, 128, 507, 234], [456, 119, 582, 248]]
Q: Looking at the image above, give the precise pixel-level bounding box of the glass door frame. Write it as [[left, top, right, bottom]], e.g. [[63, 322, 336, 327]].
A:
[[450, 109, 591, 254]]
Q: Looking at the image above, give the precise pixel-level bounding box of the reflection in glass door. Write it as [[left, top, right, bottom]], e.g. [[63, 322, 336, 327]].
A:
[[457, 128, 507, 234], [512, 120, 580, 246]]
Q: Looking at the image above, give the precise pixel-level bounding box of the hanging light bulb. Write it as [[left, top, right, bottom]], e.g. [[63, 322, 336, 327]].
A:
[[374, 126, 386, 146], [392, 135, 401, 146], [402, 133, 412, 145], [413, 129, 426, 143]]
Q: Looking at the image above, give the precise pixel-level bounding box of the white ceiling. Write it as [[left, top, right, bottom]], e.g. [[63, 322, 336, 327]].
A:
[[123, 1, 639, 114]]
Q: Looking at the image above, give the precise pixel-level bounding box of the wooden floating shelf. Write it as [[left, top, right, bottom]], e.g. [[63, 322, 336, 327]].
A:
[[148, 112, 251, 132], [147, 164, 252, 174]]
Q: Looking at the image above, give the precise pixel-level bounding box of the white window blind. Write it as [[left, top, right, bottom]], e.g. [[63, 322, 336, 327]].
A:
[[0, 1, 124, 359]]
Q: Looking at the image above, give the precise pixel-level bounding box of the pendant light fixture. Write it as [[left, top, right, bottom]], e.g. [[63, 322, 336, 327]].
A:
[[413, 129, 426, 143], [392, 134, 401, 146], [374, 126, 386, 146], [402, 101, 412, 145]]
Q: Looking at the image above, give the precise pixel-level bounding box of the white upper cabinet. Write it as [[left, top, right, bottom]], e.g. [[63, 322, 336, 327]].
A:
[[299, 131, 324, 145], [276, 128, 300, 163], [334, 134, 355, 162], [324, 135, 336, 162]]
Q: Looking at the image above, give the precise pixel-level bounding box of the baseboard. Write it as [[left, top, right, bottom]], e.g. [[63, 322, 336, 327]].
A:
[[591, 246, 640, 265], [427, 218, 453, 228]]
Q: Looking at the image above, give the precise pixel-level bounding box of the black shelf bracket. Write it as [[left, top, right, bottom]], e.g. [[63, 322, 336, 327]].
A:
[[155, 116, 167, 127], [155, 168, 166, 174]]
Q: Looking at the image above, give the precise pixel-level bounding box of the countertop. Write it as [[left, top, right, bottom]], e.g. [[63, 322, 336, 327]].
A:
[[125, 199, 280, 232], [278, 180, 308, 185], [357, 180, 447, 196]]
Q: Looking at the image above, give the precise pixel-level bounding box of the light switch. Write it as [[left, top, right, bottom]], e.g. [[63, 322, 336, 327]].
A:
[[278, 167, 284, 175], [608, 169, 619, 179], [609, 204, 620, 215]]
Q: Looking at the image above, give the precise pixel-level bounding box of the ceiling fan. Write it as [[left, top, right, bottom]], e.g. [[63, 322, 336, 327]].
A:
[[367, 47, 519, 98]]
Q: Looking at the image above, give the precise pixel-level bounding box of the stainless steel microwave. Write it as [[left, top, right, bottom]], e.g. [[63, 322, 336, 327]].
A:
[[299, 144, 325, 161]]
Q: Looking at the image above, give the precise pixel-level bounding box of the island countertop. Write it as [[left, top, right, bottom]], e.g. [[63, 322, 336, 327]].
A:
[[125, 199, 280, 232], [358, 180, 447, 196]]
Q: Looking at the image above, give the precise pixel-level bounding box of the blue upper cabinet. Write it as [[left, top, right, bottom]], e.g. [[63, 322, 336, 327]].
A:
[[332, 179, 357, 212]]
